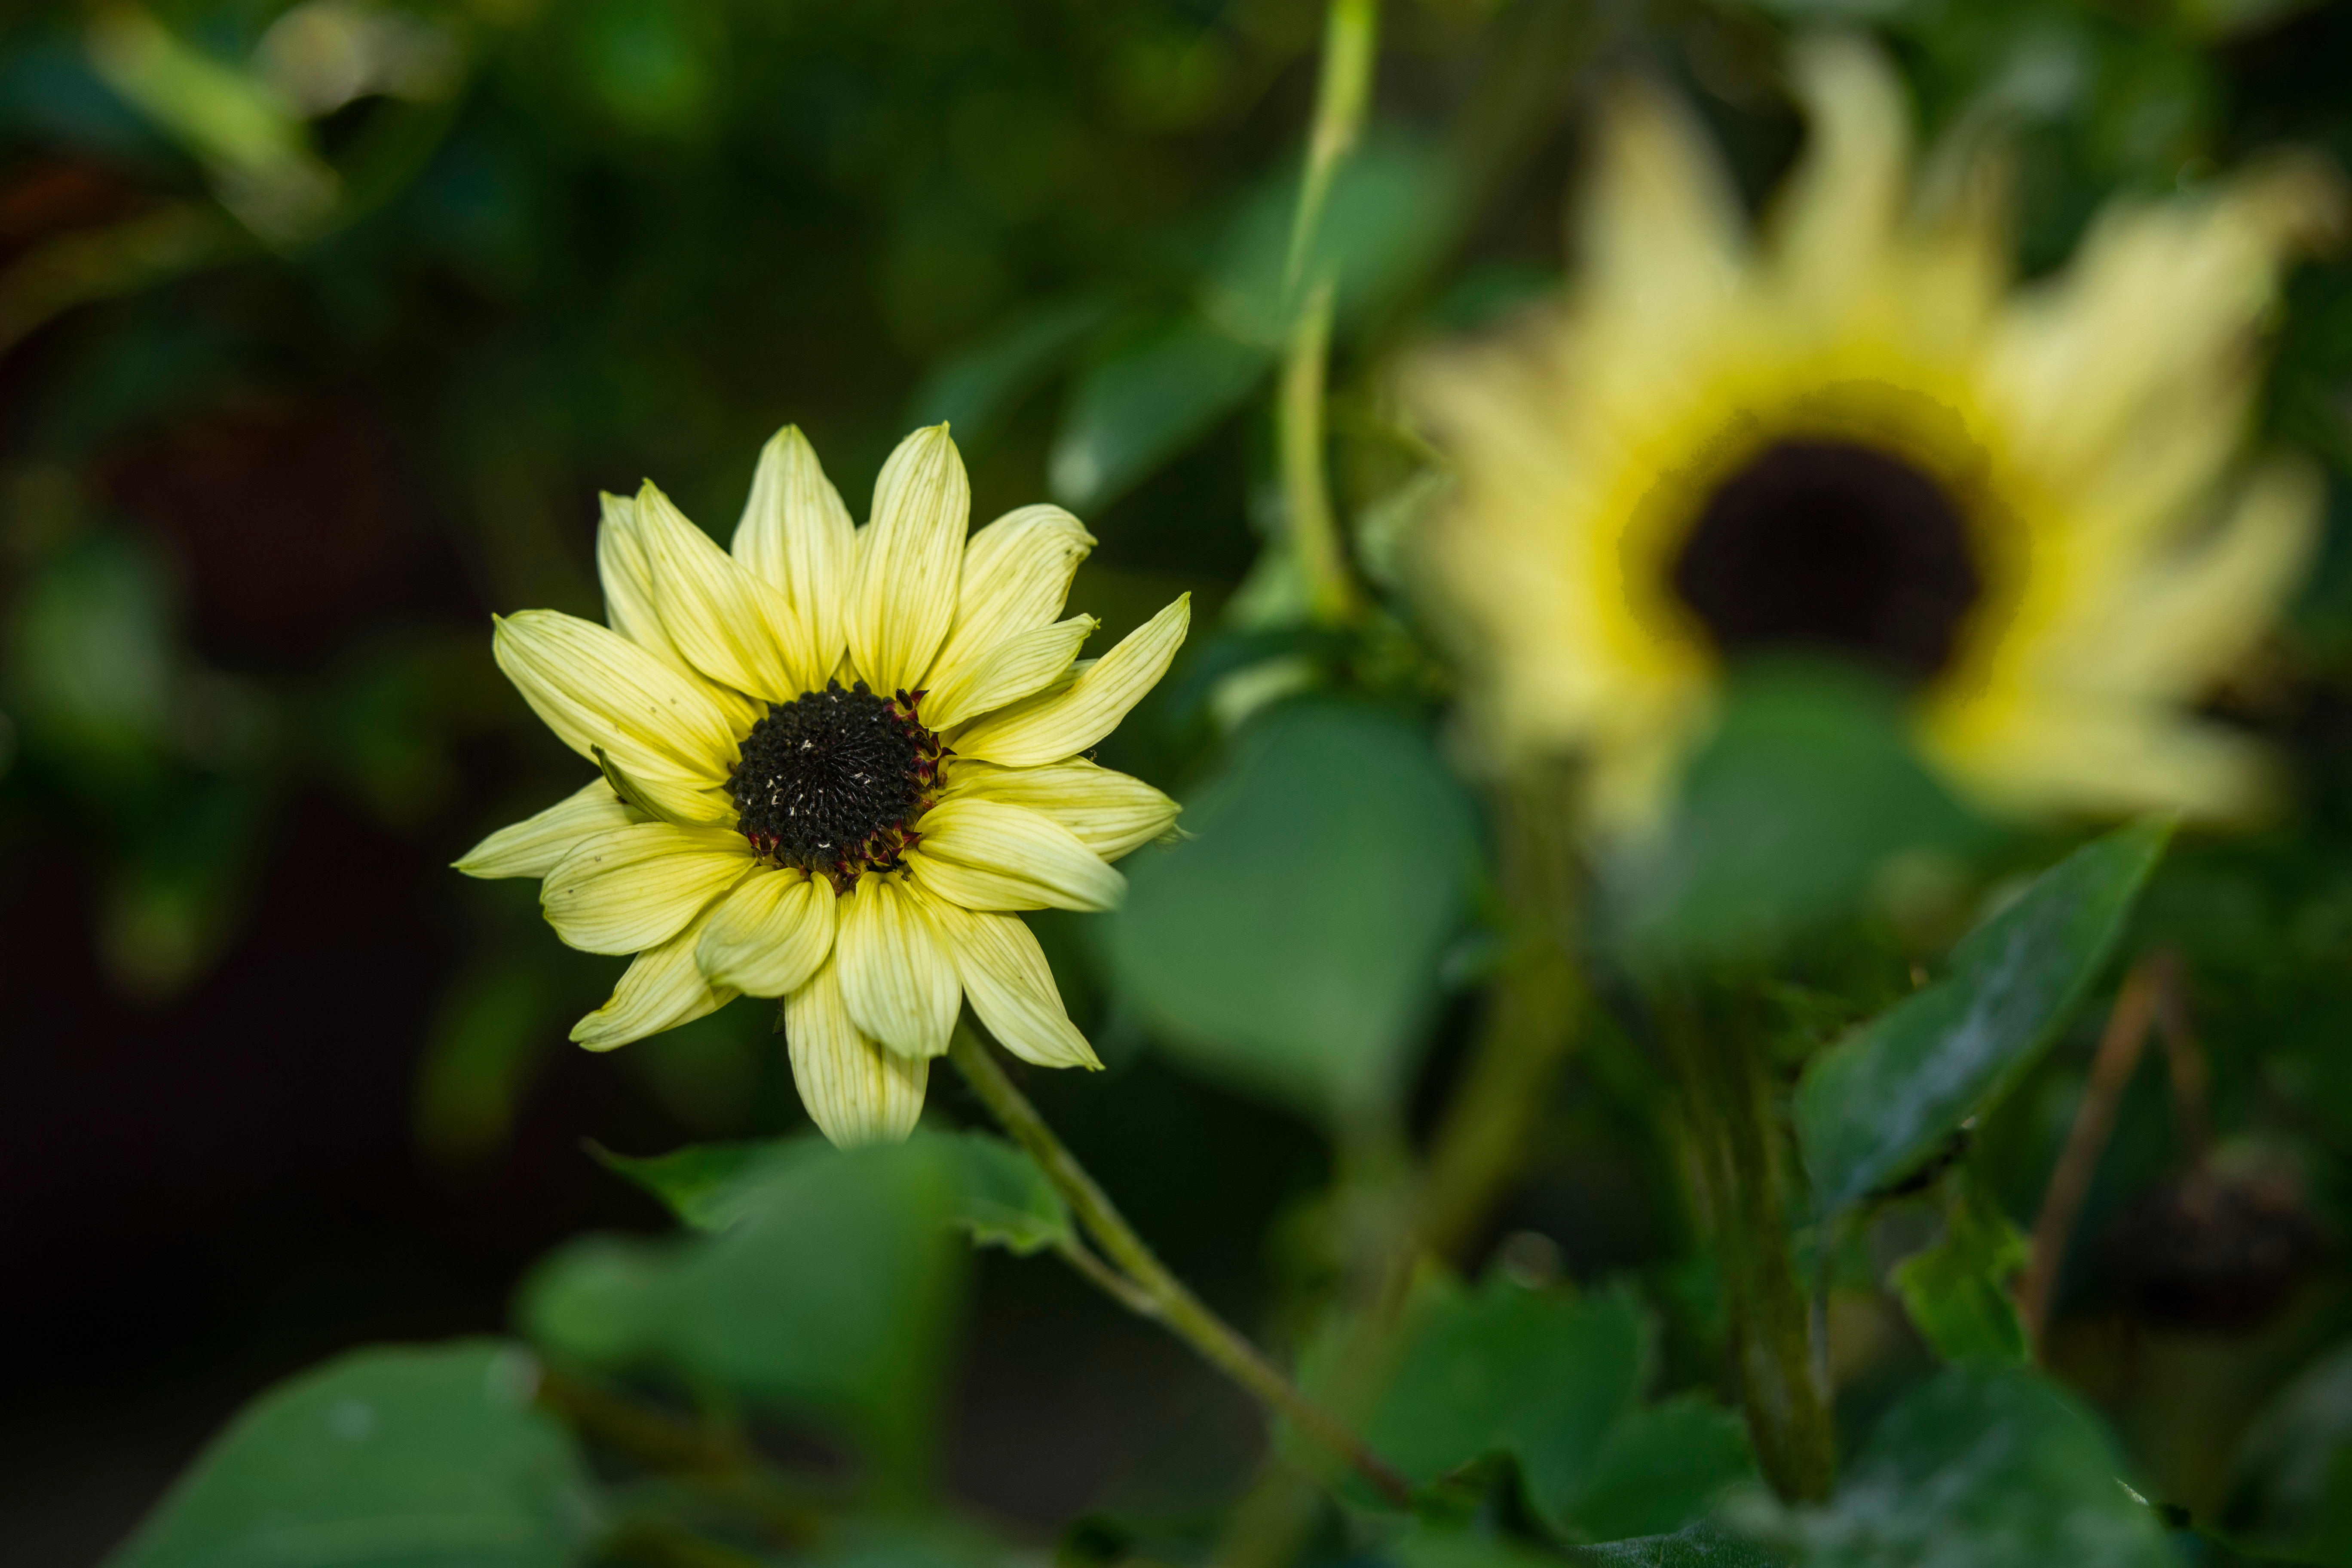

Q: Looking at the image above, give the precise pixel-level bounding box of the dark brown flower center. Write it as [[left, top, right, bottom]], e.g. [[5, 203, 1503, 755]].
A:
[[728, 681, 940, 887], [1670, 439, 1982, 686]]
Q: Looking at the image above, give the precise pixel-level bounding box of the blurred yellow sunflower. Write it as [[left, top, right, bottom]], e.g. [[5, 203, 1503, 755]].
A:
[[1406, 37, 2339, 833], [457, 424, 1189, 1146]]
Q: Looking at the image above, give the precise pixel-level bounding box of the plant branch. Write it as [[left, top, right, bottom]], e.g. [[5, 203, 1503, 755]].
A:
[[1053, 1234, 1163, 1317], [2020, 954, 2164, 1349], [1284, 0, 1379, 294], [1278, 279, 1357, 626], [1275, 0, 1377, 628], [1417, 775, 1585, 1259], [947, 1027, 1413, 1507], [1662, 995, 1835, 1504]]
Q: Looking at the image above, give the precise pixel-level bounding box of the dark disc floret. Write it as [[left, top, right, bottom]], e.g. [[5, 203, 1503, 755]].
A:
[[728, 680, 942, 887], [1671, 438, 1984, 687]]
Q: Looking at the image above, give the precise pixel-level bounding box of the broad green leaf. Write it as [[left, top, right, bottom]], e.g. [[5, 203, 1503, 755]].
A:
[[1362, 1275, 1646, 1493], [1393, 1521, 1789, 1568], [1563, 1524, 1790, 1566], [1047, 315, 1272, 511], [1355, 1273, 1748, 1539], [1608, 662, 1985, 967], [908, 294, 1120, 456], [1773, 1366, 2171, 1567], [1108, 700, 1482, 1121], [520, 1139, 962, 1480], [595, 1132, 1072, 1255], [108, 1340, 594, 1568], [591, 1136, 826, 1232], [1565, 1397, 1758, 1544], [1797, 817, 2172, 1215], [1200, 134, 1449, 346], [937, 1130, 1073, 1255], [1888, 1172, 2030, 1367]]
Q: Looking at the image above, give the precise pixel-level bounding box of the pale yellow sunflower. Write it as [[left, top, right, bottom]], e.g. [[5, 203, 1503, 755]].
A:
[[456, 425, 1189, 1146], [1406, 36, 2340, 833]]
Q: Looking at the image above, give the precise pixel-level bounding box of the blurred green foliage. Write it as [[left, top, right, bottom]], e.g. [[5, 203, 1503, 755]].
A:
[[6, 0, 2352, 1564], [109, 1341, 598, 1568]]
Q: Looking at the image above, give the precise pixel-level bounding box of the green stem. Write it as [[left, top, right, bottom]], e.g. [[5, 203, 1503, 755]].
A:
[[1278, 277, 1356, 626], [1662, 998, 1836, 1504], [947, 1028, 1413, 1507], [1284, 0, 1381, 294], [1418, 777, 1585, 1259], [1418, 946, 1583, 1259], [1275, 0, 1378, 629]]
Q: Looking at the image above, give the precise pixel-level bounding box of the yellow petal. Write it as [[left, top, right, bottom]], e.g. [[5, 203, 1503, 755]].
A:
[[491, 609, 740, 804], [601, 492, 763, 733], [2105, 458, 2322, 697], [921, 615, 1096, 730], [455, 778, 635, 880], [542, 823, 755, 956], [836, 871, 961, 1058], [1993, 156, 2342, 492], [914, 887, 1098, 1070], [1580, 76, 1743, 332], [1769, 36, 1911, 319], [907, 797, 1124, 912], [783, 960, 927, 1145], [597, 492, 674, 660], [849, 424, 969, 696], [733, 426, 856, 677], [927, 503, 1095, 683], [942, 759, 1179, 861], [572, 909, 739, 1051], [950, 594, 1190, 767], [590, 744, 722, 830], [634, 480, 819, 700], [696, 868, 839, 997]]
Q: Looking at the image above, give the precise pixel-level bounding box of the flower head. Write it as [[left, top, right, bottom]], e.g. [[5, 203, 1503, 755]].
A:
[[458, 424, 1190, 1145], [1407, 37, 2340, 833]]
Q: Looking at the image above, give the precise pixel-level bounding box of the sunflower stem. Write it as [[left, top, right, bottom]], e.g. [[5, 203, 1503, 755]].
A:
[[1417, 776, 1586, 1258], [1284, 0, 1380, 296], [1660, 993, 1837, 1504], [1276, 0, 1377, 629], [947, 1028, 1413, 1507]]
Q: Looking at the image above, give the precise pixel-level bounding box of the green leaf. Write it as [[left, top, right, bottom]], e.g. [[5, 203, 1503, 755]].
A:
[[596, 1132, 1072, 1256], [1775, 1365, 2172, 1567], [1562, 1524, 1791, 1567], [591, 1137, 823, 1232], [1200, 134, 1449, 346], [1888, 1172, 2030, 1367], [1797, 817, 2173, 1215], [937, 1130, 1074, 1255], [908, 294, 1121, 456], [1107, 700, 1482, 1121], [1047, 315, 1272, 511], [1354, 1273, 1752, 1540], [1565, 1397, 1758, 1544], [1607, 662, 1986, 967], [520, 1139, 962, 1480], [107, 1340, 595, 1568], [1392, 1521, 1789, 1568]]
